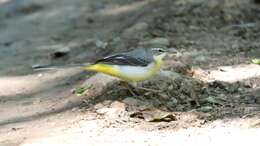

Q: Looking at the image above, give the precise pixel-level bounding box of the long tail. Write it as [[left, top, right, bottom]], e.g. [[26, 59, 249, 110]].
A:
[[32, 63, 90, 71]]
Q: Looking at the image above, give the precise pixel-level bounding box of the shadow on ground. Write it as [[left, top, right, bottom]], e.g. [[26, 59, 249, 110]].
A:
[[0, 0, 260, 145]]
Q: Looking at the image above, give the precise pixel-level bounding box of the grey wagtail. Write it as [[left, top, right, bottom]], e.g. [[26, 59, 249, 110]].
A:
[[85, 48, 172, 82], [33, 48, 177, 82]]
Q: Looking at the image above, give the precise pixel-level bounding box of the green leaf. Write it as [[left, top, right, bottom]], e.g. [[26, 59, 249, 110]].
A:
[[74, 86, 88, 96], [252, 59, 260, 65]]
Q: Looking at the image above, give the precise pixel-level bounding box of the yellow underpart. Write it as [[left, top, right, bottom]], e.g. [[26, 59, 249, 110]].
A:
[[84, 63, 120, 77]]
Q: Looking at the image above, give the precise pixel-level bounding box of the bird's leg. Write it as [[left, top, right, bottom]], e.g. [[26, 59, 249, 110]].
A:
[[129, 82, 161, 93], [119, 82, 161, 97], [126, 83, 139, 97], [119, 81, 139, 97]]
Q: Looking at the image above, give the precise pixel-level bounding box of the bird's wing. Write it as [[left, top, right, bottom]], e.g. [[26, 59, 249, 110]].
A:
[[95, 53, 151, 66]]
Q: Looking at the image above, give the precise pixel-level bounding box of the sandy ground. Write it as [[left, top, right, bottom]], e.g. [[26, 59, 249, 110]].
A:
[[0, 0, 260, 145]]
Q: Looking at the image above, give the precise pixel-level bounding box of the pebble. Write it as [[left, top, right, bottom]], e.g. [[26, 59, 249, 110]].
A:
[[96, 101, 126, 119], [56, 47, 71, 53], [123, 98, 143, 106], [95, 40, 108, 49]]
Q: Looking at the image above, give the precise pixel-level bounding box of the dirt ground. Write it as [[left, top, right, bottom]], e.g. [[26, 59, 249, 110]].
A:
[[1, 0, 260, 145]]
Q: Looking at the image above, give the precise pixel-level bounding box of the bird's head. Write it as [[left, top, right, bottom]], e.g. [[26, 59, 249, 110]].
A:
[[151, 47, 178, 59], [151, 48, 167, 59]]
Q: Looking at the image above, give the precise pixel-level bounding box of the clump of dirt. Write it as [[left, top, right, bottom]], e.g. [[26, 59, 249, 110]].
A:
[[79, 69, 256, 129]]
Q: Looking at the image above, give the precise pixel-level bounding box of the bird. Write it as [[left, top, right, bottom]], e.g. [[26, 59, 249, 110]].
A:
[[32, 48, 177, 96], [84, 48, 170, 83], [33, 48, 177, 81]]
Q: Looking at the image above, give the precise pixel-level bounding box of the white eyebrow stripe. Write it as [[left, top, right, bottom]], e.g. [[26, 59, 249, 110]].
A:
[[114, 56, 125, 59]]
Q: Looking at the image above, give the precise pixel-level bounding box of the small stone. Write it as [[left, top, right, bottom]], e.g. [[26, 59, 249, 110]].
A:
[[94, 103, 105, 110], [123, 98, 142, 106], [112, 37, 121, 42], [166, 97, 178, 108], [96, 101, 126, 118], [96, 107, 111, 114], [194, 55, 208, 62], [132, 22, 148, 31], [159, 93, 169, 99], [244, 96, 257, 104], [110, 101, 126, 109], [196, 106, 213, 112], [57, 47, 70, 53], [95, 40, 108, 49], [170, 97, 178, 105], [189, 25, 200, 30], [71, 107, 79, 112], [168, 85, 174, 90]]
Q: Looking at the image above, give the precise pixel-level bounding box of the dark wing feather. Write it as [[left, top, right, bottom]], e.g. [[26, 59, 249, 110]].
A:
[[95, 54, 150, 66]]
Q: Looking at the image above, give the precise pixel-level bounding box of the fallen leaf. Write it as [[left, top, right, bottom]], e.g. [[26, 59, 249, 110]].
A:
[[130, 109, 177, 122]]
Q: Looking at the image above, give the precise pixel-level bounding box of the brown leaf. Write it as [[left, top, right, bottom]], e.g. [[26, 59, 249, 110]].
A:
[[130, 109, 177, 122]]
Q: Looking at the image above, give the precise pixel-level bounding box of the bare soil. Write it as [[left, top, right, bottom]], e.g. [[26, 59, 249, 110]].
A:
[[0, 0, 260, 145]]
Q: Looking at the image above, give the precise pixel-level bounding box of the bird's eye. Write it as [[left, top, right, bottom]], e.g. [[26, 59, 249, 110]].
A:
[[158, 49, 165, 52], [151, 48, 165, 53]]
